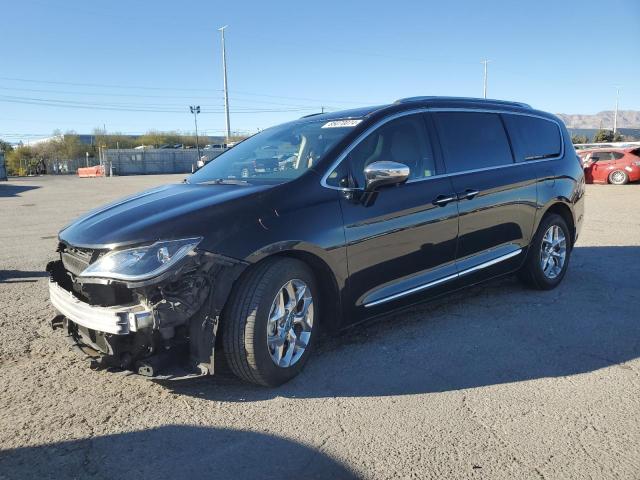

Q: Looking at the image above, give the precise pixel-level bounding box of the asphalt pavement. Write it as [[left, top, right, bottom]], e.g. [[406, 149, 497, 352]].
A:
[[1, 175, 639, 479]]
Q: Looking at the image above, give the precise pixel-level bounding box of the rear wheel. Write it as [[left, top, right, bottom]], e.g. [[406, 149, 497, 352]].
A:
[[518, 213, 571, 290], [608, 170, 629, 185], [222, 258, 317, 387]]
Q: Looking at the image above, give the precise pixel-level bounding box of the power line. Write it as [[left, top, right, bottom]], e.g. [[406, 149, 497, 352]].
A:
[[0, 76, 220, 92], [0, 95, 314, 114], [0, 76, 375, 106], [0, 86, 331, 109]]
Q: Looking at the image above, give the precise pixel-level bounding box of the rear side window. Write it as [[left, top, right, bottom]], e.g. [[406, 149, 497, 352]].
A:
[[502, 114, 562, 161], [433, 112, 513, 173], [588, 151, 623, 162], [589, 152, 607, 162]]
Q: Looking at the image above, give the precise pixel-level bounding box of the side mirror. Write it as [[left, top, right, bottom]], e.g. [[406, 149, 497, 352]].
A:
[[363, 161, 410, 192]]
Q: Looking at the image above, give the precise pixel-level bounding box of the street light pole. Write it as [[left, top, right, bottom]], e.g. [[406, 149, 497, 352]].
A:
[[481, 59, 490, 99], [219, 25, 231, 142], [613, 87, 620, 135], [190, 105, 201, 163]]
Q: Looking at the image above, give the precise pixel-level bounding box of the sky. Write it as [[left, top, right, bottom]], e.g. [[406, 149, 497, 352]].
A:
[[1, 0, 639, 143]]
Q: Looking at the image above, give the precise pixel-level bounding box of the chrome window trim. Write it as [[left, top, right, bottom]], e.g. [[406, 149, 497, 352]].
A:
[[320, 107, 565, 192], [364, 248, 522, 308], [320, 108, 429, 191]]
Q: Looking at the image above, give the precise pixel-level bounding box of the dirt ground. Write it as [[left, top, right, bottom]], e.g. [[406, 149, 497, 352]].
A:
[[1, 175, 639, 480]]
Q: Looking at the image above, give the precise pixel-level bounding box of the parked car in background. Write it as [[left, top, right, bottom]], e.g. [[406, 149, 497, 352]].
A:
[[232, 157, 280, 178], [47, 96, 584, 386], [278, 153, 298, 171], [578, 147, 640, 184]]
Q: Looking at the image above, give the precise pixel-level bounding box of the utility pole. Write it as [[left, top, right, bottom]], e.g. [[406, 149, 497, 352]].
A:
[[190, 105, 201, 163], [481, 60, 490, 99], [219, 25, 231, 142], [613, 86, 620, 135]]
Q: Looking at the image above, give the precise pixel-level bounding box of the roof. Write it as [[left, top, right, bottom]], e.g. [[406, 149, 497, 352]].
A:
[[395, 96, 532, 109], [299, 96, 536, 122], [299, 105, 387, 121]]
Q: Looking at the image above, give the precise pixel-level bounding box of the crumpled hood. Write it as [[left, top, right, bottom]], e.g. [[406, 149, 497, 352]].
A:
[[59, 182, 272, 249]]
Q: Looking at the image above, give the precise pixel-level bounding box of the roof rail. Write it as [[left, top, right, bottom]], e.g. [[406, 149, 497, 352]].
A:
[[394, 96, 532, 109], [300, 112, 324, 118]]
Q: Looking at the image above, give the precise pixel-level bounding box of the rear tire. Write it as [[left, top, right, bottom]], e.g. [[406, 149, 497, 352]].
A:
[[608, 170, 629, 185], [518, 213, 571, 290], [222, 257, 318, 387]]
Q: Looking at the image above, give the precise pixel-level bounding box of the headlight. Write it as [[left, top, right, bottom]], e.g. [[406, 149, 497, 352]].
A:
[[79, 237, 202, 281]]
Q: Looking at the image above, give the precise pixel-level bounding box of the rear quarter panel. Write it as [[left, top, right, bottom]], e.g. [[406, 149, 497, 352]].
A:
[[534, 127, 585, 244]]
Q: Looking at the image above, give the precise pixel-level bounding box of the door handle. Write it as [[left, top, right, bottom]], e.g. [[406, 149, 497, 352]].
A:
[[458, 189, 479, 200], [432, 195, 456, 207]]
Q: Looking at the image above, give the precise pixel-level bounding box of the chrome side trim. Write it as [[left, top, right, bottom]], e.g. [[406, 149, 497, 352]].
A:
[[364, 248, 522, 308], [320, 107, 565, 191], [457, 249, 522, 277], [49, 280, 152, 335], [364, 273, 458, 308]]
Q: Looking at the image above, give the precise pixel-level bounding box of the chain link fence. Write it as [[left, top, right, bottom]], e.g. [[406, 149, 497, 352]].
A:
[[0, 152, 7, 180], [103, 149, 224, 176]]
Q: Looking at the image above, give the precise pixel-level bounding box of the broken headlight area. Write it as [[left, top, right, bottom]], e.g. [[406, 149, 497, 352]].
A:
[[47, 243, 247, 379]]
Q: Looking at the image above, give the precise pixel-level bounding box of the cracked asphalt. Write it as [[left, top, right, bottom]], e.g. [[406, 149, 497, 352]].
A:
[[1, 175, 639, 479]]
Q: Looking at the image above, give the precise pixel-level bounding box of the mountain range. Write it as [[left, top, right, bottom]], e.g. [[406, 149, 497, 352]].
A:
[[556, 110, 640, 129]]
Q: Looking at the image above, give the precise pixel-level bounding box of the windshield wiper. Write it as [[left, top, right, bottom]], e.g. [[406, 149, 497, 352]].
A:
[[198, 178, 250, 186]]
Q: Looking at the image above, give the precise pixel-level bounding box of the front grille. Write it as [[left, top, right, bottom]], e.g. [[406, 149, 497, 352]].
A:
[[57, 245, 134, 306], [60, 246, 93, 276]]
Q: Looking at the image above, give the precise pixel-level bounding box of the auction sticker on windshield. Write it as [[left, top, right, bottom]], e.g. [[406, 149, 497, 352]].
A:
[[321, 119, 362, 128]]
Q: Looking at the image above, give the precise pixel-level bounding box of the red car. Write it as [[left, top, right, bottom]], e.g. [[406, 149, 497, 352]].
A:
[[578, 147, 640, 185]]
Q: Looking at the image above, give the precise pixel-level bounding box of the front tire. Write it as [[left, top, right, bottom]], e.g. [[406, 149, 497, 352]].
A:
[[518, 213, 571, 290], [222, 258, 318, 387], [608, 170, 629, 185]]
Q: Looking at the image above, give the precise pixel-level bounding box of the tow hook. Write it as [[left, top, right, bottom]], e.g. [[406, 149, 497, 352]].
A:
[[51, 314, 65, 330]]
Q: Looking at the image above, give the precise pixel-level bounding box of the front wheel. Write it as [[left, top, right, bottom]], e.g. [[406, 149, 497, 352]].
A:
[[222, 258, 318, 387], [518, 213, 571, 290]]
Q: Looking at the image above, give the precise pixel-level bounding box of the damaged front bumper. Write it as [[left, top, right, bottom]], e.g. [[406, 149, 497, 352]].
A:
[[47, 246, 247, 379], [49, 280, 152, 335]]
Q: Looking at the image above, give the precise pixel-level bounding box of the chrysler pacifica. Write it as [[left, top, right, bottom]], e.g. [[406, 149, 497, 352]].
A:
[[47, 96, 585, 386]]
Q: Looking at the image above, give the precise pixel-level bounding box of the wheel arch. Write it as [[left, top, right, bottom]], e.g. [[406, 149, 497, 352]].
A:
[[270, 250, 343, 333], [538, 201, 576, 248], [228, 243, 345, 333]]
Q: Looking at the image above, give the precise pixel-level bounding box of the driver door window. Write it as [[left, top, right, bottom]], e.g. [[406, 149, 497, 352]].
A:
[[327, 114, 436, 188]]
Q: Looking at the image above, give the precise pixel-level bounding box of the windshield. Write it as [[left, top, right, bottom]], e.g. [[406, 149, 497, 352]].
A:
[[189, 118, 360, 184]]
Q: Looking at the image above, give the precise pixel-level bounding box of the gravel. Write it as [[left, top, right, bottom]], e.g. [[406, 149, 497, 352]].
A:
[[1, 175, 639, 479]]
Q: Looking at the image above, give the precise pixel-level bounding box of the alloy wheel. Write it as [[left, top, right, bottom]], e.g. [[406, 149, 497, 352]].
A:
[[610, 170, 626, 185], [266, 279, 314, 368], [540, 225, 567, 279]]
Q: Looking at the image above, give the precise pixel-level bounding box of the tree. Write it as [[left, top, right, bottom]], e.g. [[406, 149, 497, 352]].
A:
[[0, 139, 13, 153], [5, 146, 36, 175], [593, 129, 623, 143], [571, 135, 589, 144], [138, 130, 182, 148], [593, 129, 613, 143]]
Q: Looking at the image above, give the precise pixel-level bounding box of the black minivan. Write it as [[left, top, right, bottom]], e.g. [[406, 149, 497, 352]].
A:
[[48, 96, 585, 386]]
